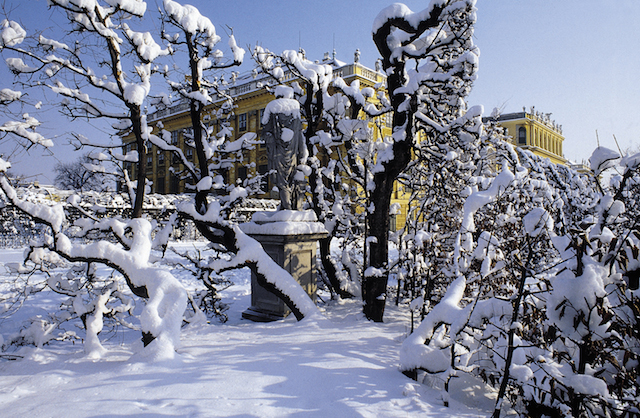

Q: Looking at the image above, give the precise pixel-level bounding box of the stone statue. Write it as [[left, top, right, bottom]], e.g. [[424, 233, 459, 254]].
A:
[[262, 86, 308, 210], [354, 48, 360, 63]]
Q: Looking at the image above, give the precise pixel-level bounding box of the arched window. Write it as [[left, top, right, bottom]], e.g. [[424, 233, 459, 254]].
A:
[[518, 127, 526, 145]]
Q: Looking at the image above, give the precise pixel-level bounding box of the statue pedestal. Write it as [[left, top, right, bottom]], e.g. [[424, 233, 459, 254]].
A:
[[240, 210, 327, 322]]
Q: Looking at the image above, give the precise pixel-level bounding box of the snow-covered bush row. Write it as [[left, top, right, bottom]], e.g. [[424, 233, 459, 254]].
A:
[[398, 115, 640, 417], [0, 189, 205, 247]]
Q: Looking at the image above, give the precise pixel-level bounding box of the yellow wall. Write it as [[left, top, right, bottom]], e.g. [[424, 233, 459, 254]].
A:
[[497, 111, 566, 165], [122, 65, 568, 233]]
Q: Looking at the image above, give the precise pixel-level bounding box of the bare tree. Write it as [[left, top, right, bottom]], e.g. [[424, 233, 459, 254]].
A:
[[54, 154, 108, 192]]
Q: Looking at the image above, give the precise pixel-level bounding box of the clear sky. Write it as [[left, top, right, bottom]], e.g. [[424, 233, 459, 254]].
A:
[[1, 0, 639, 182]]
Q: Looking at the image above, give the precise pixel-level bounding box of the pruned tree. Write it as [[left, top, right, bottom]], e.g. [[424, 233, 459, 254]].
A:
[[366, 0, 479, 321], [0, 0, 186, 359], [0, 0, 326, 362], [157, 0, 323, 321]]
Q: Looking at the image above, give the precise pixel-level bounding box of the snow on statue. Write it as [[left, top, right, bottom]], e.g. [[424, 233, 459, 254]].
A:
[[262, 85, 308, 210]]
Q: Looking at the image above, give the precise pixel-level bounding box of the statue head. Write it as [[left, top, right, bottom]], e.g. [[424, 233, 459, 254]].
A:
[[274, 85, 294, 100]]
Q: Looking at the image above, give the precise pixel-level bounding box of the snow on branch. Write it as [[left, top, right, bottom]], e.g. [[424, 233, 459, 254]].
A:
[[163, 0, 221, 49], [50, 0, 147, 18], [0, 88, 22, 104], [104, 0, 147, 17], [589, 146, 620, 177], [1, 171, 187, 359], [38, 35, 69, 51], [374, 1, 476, 66], [0, 19, 26, 47], [0, 167, 65, 232], [332, 77, 391, 118], [227, 33, 244, 65], [400, 275, 468, 372], [6, 57, 37, 73], [123, 23, 170, 63], [143, 119, 196, 177], [176, 201, 324, 322], [0, 114, 54, 147]]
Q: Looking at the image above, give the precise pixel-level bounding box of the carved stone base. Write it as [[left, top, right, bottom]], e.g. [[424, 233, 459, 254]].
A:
[[240, 210, 327, 322], [241, 306, 287, 322]]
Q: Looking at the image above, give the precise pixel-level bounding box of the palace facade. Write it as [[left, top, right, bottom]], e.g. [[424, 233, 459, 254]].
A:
[[122, 55, 568, 231], [489, 108, 566, 165]]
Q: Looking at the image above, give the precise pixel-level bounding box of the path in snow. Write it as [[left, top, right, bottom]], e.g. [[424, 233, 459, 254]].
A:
[[0, 246, 495, 417]]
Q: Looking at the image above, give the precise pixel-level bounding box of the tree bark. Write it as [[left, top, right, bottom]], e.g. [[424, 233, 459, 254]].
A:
[[365, 4, 446, 321], [492, 241, 532, 418], [130, 106, 146, 219], [362, 56, 413, 321]]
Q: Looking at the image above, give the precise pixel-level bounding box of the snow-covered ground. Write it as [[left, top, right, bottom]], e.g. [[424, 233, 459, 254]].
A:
[[0, 244, 496, 417]]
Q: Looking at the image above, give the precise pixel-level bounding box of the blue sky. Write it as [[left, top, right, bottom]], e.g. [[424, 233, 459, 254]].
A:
[[1, 0, 639, 182]]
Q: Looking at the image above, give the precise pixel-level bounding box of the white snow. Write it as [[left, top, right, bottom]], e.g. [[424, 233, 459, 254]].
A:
[[239, 212, 328, 238], [0, 114, 54, 147], [123, 78, 150, 106], [621, 151, 640, 170], [195, 175, 212, 191], [461, 162, 514, 233], [589, 146, 620, 176], [262, 96, 301, 124], [104, 0, 147, 17], [0, 88, 22, 102], [251, 209, 317, 224], [163, 0, 220, 49], [38, 35, 69, 50], [123, 23, 169, 62], [5, 57, 37, 73], [0, 19, 26, 47], [0, 245, 492, 417], [400, 276, 466, 372], [523, 207, 553, 237], [228, 34, 245, 63], [564, 374, 610, 397]]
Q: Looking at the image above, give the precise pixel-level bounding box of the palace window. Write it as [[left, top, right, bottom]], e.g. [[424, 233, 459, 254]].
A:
[[383, 112, 392, 128], [238, 166, 247, 183], [518, 127, 526, 145], [258, 163, 269, 193], [171, 130, 180, 145], [238, 113, 247, 132]]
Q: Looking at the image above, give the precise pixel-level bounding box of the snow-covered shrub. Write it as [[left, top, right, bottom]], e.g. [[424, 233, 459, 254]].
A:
[[400, 122, 640, 417]]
